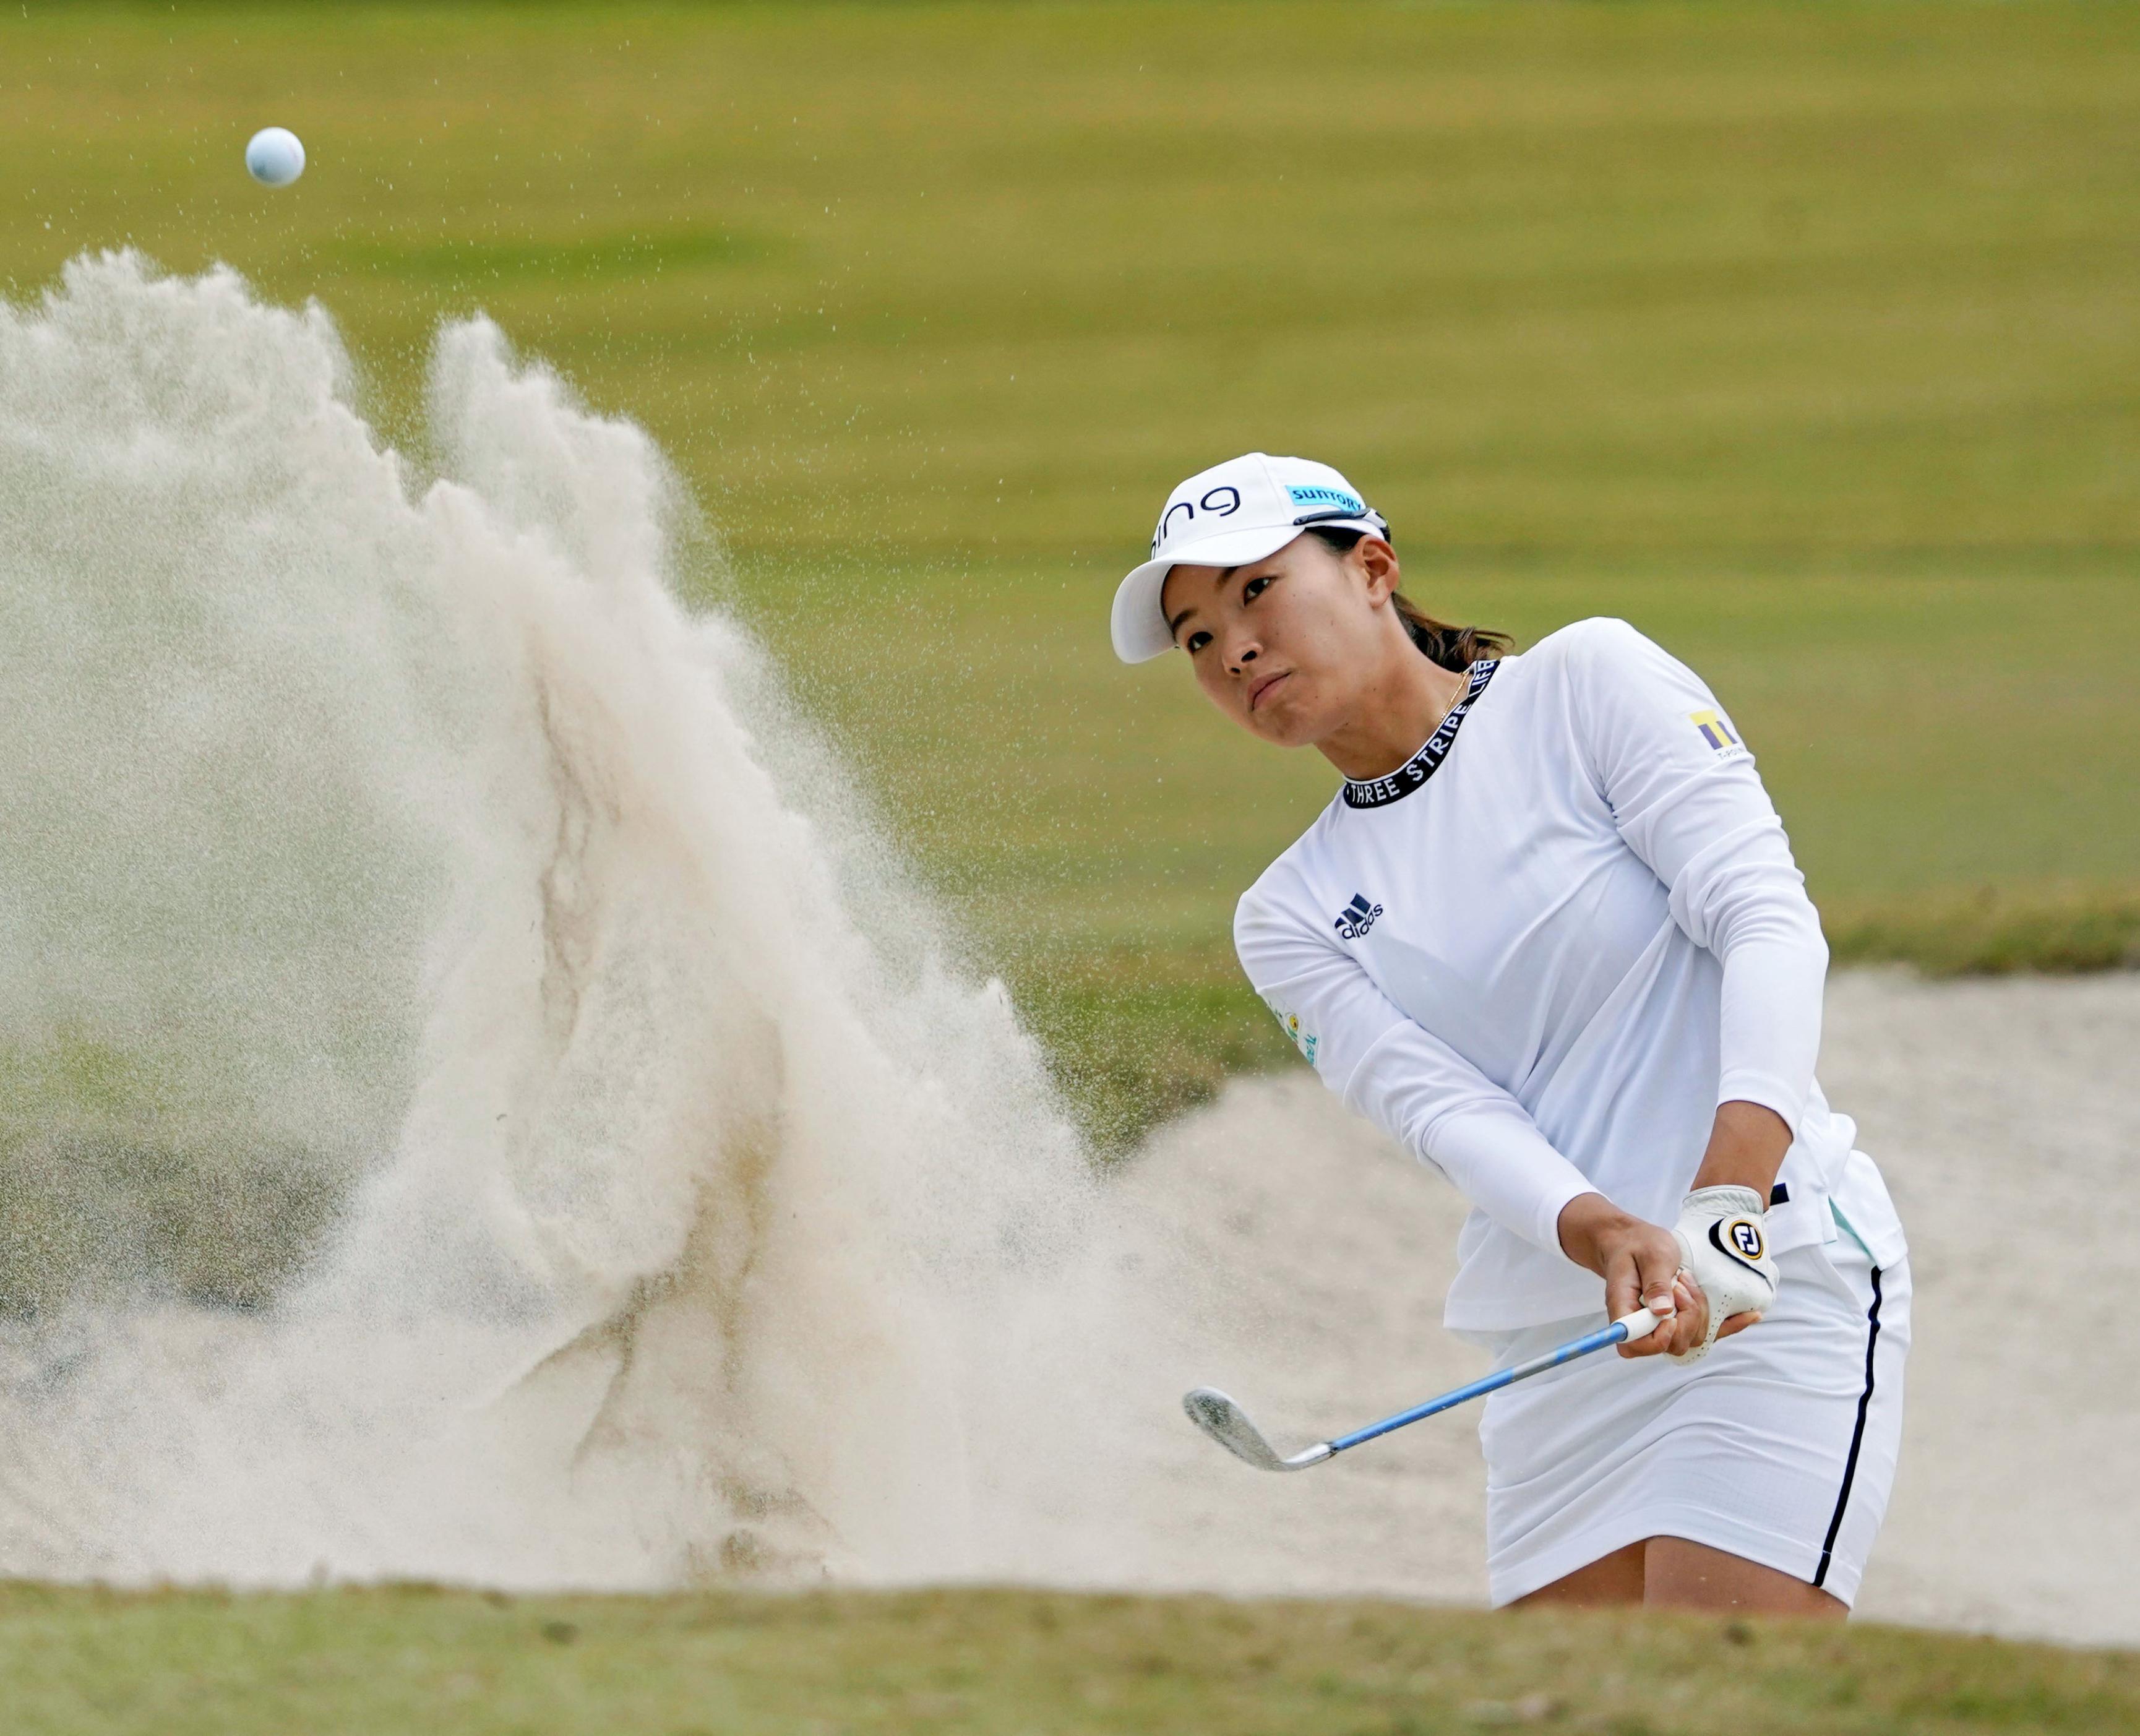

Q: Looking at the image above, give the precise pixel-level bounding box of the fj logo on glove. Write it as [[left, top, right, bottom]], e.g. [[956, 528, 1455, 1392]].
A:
[[1672, 1189, 1781, 1362], [1712, 1217, 1766, 1266]]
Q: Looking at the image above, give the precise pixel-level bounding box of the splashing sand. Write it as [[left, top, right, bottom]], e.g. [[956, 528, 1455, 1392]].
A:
[[0, 252, 1103, 1588]]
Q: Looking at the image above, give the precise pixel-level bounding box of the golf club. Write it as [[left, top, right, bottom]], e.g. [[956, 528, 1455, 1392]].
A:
[[1184, 1306, 1663, 1472]]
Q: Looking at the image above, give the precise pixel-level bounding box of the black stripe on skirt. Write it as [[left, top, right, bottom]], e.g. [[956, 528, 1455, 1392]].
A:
[[1813, 1264, 1885, 1590]]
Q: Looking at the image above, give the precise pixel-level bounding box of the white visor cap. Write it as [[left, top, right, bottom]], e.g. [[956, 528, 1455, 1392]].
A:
[[1111, 452, 1388, 663]]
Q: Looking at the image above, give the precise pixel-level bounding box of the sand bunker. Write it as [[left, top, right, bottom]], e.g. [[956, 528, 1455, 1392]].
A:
[[1114, 969, 2140, 1648]]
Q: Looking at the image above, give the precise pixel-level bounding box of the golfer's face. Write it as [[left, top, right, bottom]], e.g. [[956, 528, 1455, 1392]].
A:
[[1161, 535, 1374, 748]]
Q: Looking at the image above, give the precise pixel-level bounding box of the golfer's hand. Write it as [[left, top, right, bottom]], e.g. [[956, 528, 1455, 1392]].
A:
[[1554, 1193, 1756, 1359]]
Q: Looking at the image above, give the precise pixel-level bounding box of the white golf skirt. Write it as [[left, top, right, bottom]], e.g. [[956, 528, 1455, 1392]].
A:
[[1476, 1225, 1910, 1607]]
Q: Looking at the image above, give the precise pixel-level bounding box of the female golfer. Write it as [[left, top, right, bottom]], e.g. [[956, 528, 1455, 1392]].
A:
[[1112, 453, 1909, 1615]]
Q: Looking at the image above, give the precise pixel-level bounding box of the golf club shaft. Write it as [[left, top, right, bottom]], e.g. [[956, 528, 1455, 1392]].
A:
[[1326, 1310, 1654, 1455]]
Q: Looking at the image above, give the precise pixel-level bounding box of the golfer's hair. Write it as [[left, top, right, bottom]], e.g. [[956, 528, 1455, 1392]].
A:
[[1306, 528, 1513, 674]]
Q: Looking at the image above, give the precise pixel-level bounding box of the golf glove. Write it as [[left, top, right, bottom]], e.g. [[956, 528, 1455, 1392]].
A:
[[1669, 1185, 1779, 1363]]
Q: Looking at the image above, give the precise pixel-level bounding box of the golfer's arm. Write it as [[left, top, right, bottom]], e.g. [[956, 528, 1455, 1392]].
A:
[[1236, 899, 1594, 1257], [1570, 625, 1826, 1193], [1690, 1099, 1792, 1200]]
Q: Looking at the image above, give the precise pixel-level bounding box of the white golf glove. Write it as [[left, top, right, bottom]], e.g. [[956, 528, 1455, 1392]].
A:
[[1669, 1185, 1779, 1363]]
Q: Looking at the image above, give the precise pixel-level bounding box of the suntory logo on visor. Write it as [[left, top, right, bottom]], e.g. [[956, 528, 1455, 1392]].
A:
[[1286, 483, 1364, 515]]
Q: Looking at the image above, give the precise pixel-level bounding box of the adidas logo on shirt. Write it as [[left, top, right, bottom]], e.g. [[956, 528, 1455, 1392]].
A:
[[1334, 893, 1383, 940]]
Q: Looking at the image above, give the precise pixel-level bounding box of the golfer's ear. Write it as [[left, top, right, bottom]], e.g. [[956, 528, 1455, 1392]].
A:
[[1357, 537, 1401, 603]]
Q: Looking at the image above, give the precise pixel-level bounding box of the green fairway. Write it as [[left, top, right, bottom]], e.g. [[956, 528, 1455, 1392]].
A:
[[4, 1, 2136, 1135], [754, 548, 2140, 1137], [4, 1583, 2138, 1736]]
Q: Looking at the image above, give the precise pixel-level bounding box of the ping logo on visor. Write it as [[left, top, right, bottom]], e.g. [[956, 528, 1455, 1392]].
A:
[[1152, 486, 1243, 554]]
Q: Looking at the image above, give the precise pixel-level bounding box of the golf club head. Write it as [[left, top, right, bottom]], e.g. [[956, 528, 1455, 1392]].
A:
[[1182, 1387, 1333, 1473]]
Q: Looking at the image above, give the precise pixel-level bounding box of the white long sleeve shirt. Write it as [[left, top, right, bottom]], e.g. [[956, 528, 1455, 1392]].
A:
[[1235, 617, 1896, 1333]]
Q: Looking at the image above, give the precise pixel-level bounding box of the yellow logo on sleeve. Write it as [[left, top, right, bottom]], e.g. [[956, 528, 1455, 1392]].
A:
[[1690, 710, 1747, 757]]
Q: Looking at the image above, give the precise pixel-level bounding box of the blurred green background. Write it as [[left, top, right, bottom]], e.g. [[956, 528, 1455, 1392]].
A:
[[4, 0, 2136, 1141]]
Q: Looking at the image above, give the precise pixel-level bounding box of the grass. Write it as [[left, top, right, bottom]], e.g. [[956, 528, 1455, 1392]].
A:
[[2, 2, 2138, 1138], [3, 1583, 2138, 1735], [755, 548, 2140, 1138], [1825, 883, 2140, 978]]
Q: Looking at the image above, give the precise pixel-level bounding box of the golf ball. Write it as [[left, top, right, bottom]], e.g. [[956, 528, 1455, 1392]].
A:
[[244, 127, 306, 187]]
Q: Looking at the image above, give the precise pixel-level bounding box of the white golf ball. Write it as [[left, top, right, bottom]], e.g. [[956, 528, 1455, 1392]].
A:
[[244, 127, 306, 187]]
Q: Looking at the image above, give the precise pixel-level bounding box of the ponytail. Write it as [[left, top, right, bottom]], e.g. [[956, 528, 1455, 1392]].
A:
[[1305, 527, 1513, 674]]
